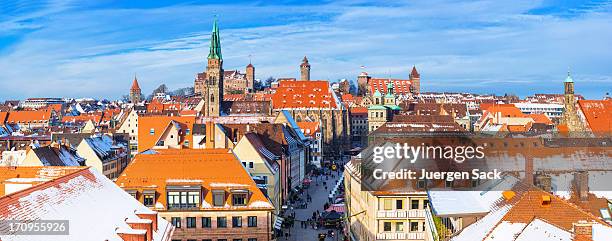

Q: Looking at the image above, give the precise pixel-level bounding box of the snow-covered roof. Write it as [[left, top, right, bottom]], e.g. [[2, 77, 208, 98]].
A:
[[0, 167, 173, 241]]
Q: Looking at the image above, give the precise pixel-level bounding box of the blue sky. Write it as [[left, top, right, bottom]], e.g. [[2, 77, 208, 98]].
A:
[[0, 0, 611, 100]]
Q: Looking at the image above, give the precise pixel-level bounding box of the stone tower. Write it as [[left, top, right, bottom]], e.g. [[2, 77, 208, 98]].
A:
[[409, 65, 420, 95], [300, 56, 310, 81], [129, 75, 142, 103], [199, 18, 224, 117], [246, 62, 255, 92], [561, 71, 586, 133], [357, 72, 370, 96]]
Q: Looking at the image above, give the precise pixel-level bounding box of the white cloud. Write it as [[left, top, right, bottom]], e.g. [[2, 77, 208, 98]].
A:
[[0, 0, 611, 100]]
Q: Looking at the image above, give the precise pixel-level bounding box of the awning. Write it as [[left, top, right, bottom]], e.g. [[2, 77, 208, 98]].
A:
[[326, 204, 346, 213], [273, 217, 284, 230]]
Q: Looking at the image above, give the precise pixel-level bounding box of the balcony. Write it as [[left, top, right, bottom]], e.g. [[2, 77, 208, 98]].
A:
[[377, 210, 425, 218], [376, 232, 424, 240]]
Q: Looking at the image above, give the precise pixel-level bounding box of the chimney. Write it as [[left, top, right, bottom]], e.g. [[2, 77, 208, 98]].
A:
[[135, 210, 158, 231], [126, 218, 153, 241], [575, 171, 589, 201], [534, 172, 552, 192], [541, 195, 551, 207], [573, 221, 594, 241], [116, 228, 146, 241], [524, 156, 534, 185]]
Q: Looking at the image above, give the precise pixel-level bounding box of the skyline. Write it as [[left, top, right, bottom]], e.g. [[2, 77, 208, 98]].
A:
[[1, 0, 612, 100]]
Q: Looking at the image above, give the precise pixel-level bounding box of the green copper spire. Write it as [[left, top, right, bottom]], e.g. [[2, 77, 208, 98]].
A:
[[208, 17, 222, 60]]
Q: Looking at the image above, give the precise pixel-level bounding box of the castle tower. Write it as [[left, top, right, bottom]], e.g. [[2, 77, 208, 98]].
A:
[[201, 18, 224, 117], [409, 65, 420, 95], [300, 56, 310, 81], [357, 72, 370, 96], [246, 62, 255, 92], [129, 75, 142, 103]]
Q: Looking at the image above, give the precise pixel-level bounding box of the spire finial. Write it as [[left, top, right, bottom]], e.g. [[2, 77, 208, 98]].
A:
[[249, 54, 252, 64]]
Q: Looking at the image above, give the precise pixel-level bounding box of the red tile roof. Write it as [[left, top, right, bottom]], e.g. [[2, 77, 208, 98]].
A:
[[350, 107, 368, 114], [137, 116, 196, 152], [5, 110, 51, 123], [578, 99, 612, 135], [271, 80, 340, 109], [296, 121, 320, 137], [115, 149, 273, 211], [527, 113, 553, 125], [368, 78, 413, 95]]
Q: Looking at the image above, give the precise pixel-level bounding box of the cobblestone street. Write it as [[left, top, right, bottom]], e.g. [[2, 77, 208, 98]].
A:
[[282, 166, 345, 241]]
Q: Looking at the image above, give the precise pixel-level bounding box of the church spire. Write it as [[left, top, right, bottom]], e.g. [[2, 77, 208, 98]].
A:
[[208, 17, 222, 60]]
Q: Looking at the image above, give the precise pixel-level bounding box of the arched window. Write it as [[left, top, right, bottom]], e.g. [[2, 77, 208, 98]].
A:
[[211, 94, 215, 102]]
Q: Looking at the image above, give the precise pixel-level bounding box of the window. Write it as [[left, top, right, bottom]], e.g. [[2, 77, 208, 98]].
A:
[[417, 180, 426, 189], [202, 217, 211, 228], [150, 128, 155, 135], [233, 239, 242, 241], [188, 240, 196, 241], [247, 216, 257, 227], [445, 180, 454, 188], [186, 217, 196, 228], [144, 193, 155, 207], [203, 240, 212, 241], [383, 222, 392, 232], [184, 140, 189, 147], [218, 239, 227, 241], [217, 217, 227, 228], [410, 222, 419, 232], [248, 239, 257, 241], [232, 193, 247, 206], [395, 200, 404, 209], [167, 191, 200, 209], [248, 162, 254, 169], [411, 200, 420, 210], [232, 216, 242, 227], [186, 129, 190, 135], [423, 200, 429, 209], [213, 191, 225, 206], [383, 199, 392, 210], [171, 217, 181, 228], [396, 222, 404, 232]]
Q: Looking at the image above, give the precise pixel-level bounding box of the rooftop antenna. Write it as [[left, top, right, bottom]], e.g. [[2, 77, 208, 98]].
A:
[[249, 54, 252, 65]]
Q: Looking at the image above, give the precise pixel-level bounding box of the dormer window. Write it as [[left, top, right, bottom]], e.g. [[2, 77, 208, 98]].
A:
[[232, 190, 248, 206], [213, 190, 226, 207]]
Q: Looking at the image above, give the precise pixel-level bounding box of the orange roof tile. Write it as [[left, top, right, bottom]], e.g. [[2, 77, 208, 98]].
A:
[[115, 149, 273, 211], [501, 187, 608, 231], [0, 112, 8, 124], [137, 115, 196, 152], [271, 80, 340, 109], [527, 113, 553, 125], [350, 107, 368, 114], [368, 78, 413, 95], [5, 110, 51, 123], [296, 121, 320, 137], [578, 99, 612, 135], [0, 166, 85, 196], [62, 113, 102, 124]]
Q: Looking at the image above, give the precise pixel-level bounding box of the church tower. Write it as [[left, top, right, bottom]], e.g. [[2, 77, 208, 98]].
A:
[[201, 18, 224, 117], [561, 71, 586, 134], [409, 65, 420, 95], [300, 56, 310, 81], [129, 75, 142, 103]]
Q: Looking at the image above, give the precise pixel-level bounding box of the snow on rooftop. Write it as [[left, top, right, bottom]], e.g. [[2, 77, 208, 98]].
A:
[[514, 219, 571, 241], [209, 182, 250, 188], [451, 205, 511, 241], [484, 221, 527, 241], [593, 223, 612, 241], [0, 168, 171, 241], [249, 200, 273, 208]]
